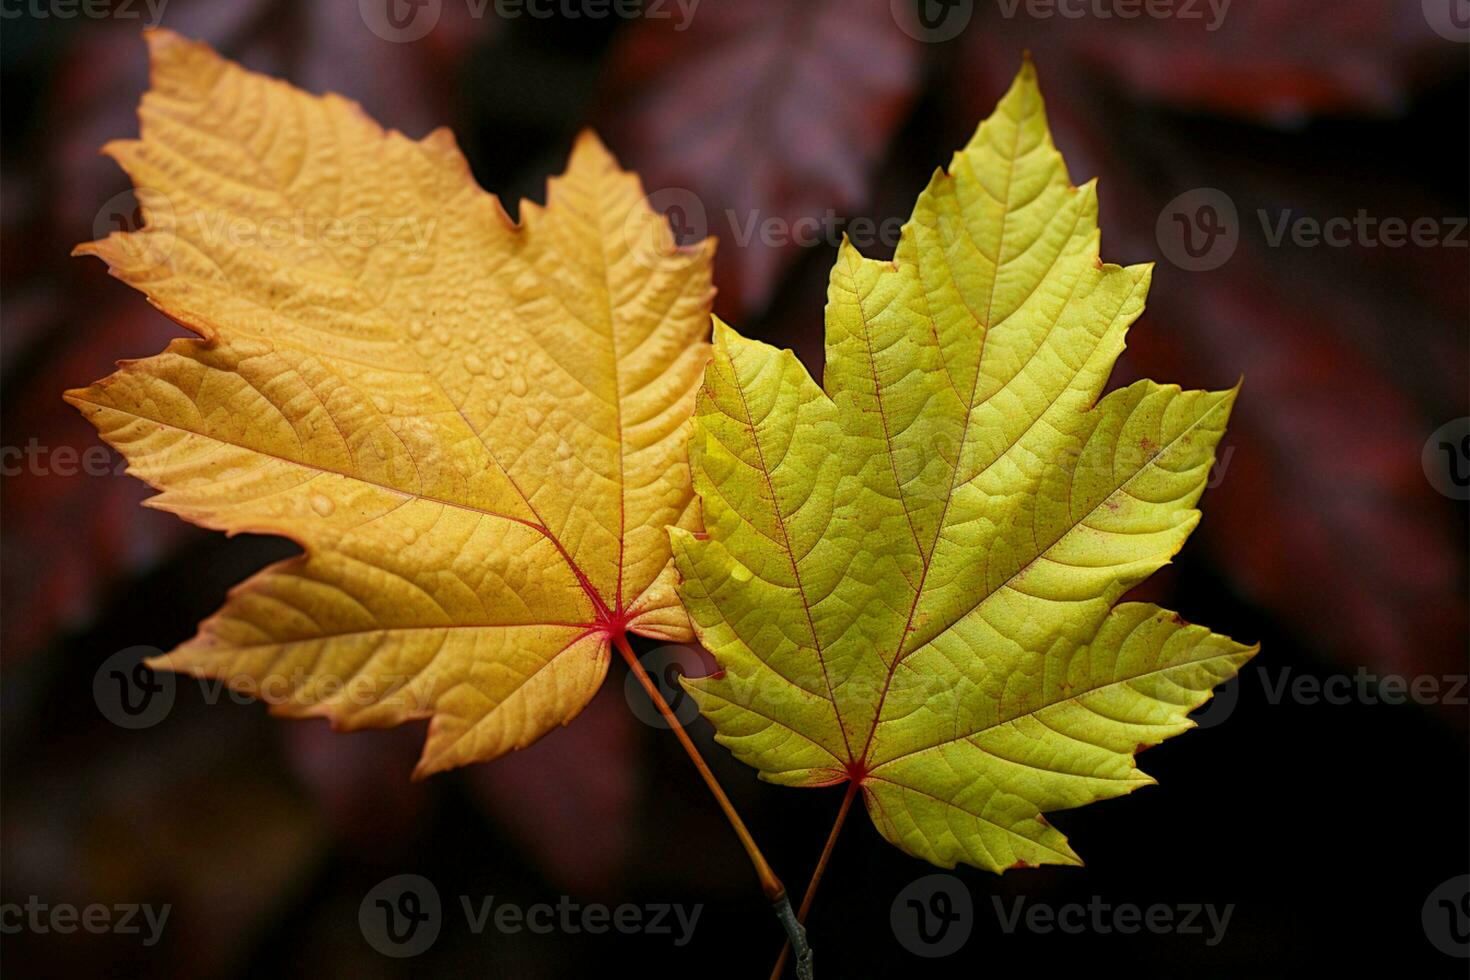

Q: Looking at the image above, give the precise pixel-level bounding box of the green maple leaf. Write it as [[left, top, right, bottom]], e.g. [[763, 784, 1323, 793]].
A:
[[670, 60, 1257, 872]]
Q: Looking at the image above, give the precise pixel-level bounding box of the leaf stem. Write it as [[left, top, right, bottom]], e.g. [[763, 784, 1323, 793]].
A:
[[768, 780, 859, 980], [611, 633, 808, 962]]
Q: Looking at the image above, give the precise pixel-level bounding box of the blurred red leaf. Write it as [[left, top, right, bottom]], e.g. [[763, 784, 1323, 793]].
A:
[[2, 709, 324, 977], [1, 306, 189, 662], [279, 682, 640, 897], [601, 0, 922, 316], [967, 0, 1460, 122], [466, 682, 638, 898], [280, 722, 432, 855]]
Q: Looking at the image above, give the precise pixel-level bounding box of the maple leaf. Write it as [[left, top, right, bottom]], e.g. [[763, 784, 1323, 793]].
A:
[[65, 30, 712, 778], [671, 61, 1257, 872]]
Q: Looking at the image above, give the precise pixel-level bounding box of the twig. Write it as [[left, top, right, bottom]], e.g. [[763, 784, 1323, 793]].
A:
[[768, 780, 859, 979]]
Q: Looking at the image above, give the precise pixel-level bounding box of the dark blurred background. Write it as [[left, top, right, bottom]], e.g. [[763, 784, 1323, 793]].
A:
[[2, 1, 1467, 977]]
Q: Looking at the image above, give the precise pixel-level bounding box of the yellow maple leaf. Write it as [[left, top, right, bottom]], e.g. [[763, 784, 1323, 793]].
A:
[[66, 30, 712, 777], [672, 61, 1256, 872]]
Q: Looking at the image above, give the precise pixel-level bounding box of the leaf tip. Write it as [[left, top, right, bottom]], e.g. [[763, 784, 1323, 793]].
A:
[[141, 25, 207, 76], [60, 386, 91, 409], [568, 127, 618, 171], [410, 740, 448, 782], [710, 315, 744, 354], [1012, 51, 1041, 93], [418, 125, 460, 155], [140, 25, 185, 55]]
